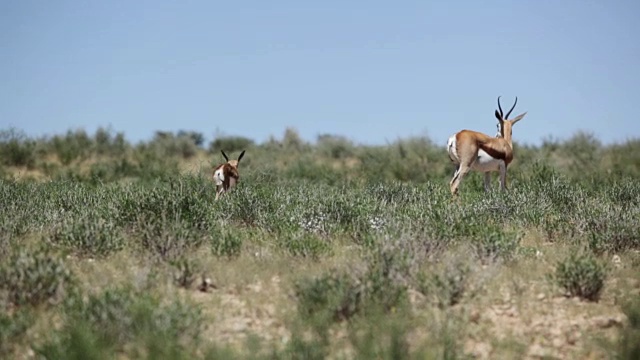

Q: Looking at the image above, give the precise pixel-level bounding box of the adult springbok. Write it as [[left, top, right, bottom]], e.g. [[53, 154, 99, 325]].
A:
[[213, 150, 245, 200], [447, 96, 527, 196]]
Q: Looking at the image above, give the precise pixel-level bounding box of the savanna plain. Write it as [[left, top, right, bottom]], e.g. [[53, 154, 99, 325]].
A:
[[0, 127, 639, 359]]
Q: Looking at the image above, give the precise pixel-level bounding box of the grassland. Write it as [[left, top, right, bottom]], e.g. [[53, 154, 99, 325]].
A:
[[1, 127, 639, 359]]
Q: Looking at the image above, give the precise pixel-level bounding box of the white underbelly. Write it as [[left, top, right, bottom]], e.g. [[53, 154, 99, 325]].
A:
[[448, 135, 503, 172], [472, 149, 503, 172]]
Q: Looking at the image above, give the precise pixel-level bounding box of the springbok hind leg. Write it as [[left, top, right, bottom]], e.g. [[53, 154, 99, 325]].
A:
[[450, 163, 471, 196], [449, 165, 460, 188], [484, 172, 492, 192]]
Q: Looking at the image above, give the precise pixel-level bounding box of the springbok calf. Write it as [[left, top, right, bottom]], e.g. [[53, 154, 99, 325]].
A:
[[447, 96, 527, 196], [213, 150, 245, 200]]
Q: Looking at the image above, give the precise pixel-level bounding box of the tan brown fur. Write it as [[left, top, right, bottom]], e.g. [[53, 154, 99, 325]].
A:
[[448, 96, 527, 196], [213, 150, 245, 200]]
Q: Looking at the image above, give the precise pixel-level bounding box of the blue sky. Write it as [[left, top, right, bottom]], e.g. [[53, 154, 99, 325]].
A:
[[1, 0, 638, 146]]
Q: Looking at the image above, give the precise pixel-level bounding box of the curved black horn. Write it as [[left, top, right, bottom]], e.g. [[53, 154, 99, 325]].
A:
[[221, 150, 229, 162], [497, 96, 504, 119], [505, 96, 518, 119]]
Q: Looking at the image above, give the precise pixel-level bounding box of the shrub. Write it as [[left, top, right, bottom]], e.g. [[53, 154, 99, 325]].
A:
[[0, 309, 33, 355], [364, 243, 411, 313], [0, 248, 73, 308], [295, 242, 412, 328], [616, 297, 640, 360], [137, 215, 204, 262], [210, 226, 243, 258], [38, 287, 203, 358], [554, 252, 607, 301], [50, 216, 124, 258], [0, 129, 36, 168], [317, 134, 355, 159], [51, 129, 93, 165], [475, 230, 522, 262], [294, 270, 364, 325], [280, 232, 331, 259], [418, 258, 473, 308], [171, 257, 201, 289], [209, 135, 254, 154], [93, 127, 128, 156]]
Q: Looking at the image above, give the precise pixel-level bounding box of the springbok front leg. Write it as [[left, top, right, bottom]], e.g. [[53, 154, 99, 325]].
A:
[[499, 163, 508, 191]]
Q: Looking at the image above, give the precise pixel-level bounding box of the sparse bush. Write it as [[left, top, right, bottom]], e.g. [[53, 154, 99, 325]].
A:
[[50, 216, 124, 258], [93, 127, 128, 157], [0, 248, 73, 308], [177, 130, 205, 147], [585, 211, 639, 254], [171, 257, 201, 289], [38, 287, 203, 358], [280, 232, 331, 259], [88, 158, 138, 183], [418, 257, 473, 308], [317, 134, 355, 159], [209, 135, 254, 154], [137, 215, 204, 262], [51, 129, 93, 165], [0, 309, 33, 355], [616, 297, 640, 360], [210, 226, 243, 258], [475, 230, 521, 262], [364, 243, 411, 313], [554, 252, 607, 301], [0, 129, 36, 168], [295, 242, 412, 329], [295, 269, 364, 324]]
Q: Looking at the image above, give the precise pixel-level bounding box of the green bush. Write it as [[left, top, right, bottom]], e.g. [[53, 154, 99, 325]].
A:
[[554, 252, 607, 301], [51, 129, 93, 165], [210, 226, 244, 258], [38, 287, 203, 359], [0, 309, 33, 356], [50, 216, 124, 258], [294, 270, 364, 324], [209, 135, 254, 154], [0, 248, 74, 308], [475, 230, 522, 262], [418, 258, 473, 308], [280, 232, 332, 259], [137, 215, 204, 262], [616, 297, 640, 360], [171, 257, 201, 289], [0, 129, 36, 168]]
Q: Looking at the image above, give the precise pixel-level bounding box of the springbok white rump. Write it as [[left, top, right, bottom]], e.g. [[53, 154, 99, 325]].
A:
[[447, 96, 527, 196], [213, 150, 245, 200]]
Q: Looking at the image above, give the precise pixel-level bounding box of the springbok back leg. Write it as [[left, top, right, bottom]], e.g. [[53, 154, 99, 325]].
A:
[[484, 172, 492, 192]]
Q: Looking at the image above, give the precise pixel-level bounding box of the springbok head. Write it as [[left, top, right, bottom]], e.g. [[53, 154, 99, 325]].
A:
[[213, 150, 245, 200], [494, 96, 527, 144]]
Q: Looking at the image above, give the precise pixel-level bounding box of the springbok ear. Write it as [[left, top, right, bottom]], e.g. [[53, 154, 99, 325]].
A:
[[237, 150, 245, 163], [221, 150, 229, 162], [510, 112, 527, 125], [494, 110, 503, 121]]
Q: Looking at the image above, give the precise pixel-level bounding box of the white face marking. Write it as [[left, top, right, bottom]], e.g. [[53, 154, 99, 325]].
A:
[[214, 168, 224, 186]]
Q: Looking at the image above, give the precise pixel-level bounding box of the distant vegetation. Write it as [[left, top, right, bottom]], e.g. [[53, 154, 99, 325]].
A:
[[0, 126, 638, 184], [0, 126, 638, 359]]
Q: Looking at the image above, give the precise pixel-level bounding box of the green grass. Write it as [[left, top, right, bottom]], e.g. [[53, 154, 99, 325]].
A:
[[1, 127, 639, 359]]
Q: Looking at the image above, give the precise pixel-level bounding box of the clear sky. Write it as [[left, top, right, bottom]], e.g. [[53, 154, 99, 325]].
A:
[[1, 0, 639, 146]]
